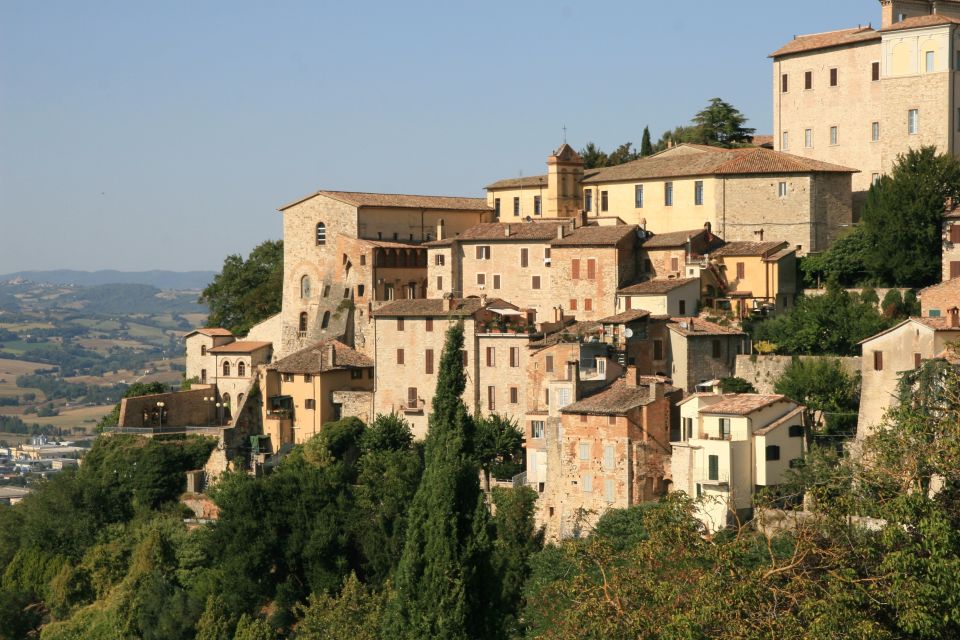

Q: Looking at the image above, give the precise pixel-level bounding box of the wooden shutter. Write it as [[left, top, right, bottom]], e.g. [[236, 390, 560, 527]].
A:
[[708, 455, 719, 480], [952, 261, 960, 279], [510, 347, 519, 367], [488, 386, 496, 411], [874, 351, 883, 371], [425, 318, 433, 332], [736, 262, 745, 279], [520, 248, 528, 268], [408, 387, 417, 408], [493, 274, 500, 289], [951, 225, 960, 243], [545, 355, 554, 372], [587, 259, 596, 279], [510, 387, 518, 404], [671, 257, 679, 272], [397, 318, 404, 331], [397, 349, 404, 365], [571, 259, 580, 279], [532, 276, 540, 290], [425, 349, 434, 374], [486, 347, 494, 367], [625, 297, 632, 310], [584, 298, 592, 311], [914, 353, 921, 369]]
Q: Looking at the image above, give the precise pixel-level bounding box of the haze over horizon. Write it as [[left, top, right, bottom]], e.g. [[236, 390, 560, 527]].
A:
[[1, 0, 873, 274]]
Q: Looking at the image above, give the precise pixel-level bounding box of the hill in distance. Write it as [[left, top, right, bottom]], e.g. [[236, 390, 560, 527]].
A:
[[0, 270, 216, 290]]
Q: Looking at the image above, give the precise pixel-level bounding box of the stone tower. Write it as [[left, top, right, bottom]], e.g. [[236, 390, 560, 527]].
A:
[[546, 144, 584, 218]]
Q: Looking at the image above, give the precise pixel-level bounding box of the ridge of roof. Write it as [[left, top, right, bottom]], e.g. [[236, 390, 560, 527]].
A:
[[279, 190, 491, 212], [881, 14, 960, 32], [268, 339, 372, 374], [770, 26, 880, 58]]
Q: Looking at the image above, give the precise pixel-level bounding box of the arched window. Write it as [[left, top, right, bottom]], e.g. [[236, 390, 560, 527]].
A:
[[316, 222, 326, 245], [299, 312, 308, 333], [201, 345, 207, 356], [321, 311, 331, 329], [223, 360, 231, 377], [238, 361, 246, 377], [237, 393, 244, 407], [222, 394, 232, 421], [300, 275, 311, 299]]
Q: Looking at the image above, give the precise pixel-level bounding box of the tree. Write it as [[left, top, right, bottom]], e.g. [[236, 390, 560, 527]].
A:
[[606, 142, 639, 166], [200, 240, 283, 335], [799, 227, 871, 287], [691, 97, 756, 147], [232, 615, 273, 640], [881, 288, 904, 318], [718, 377, 756, 394], [490, 486, 542, 637], [774, 358, 860, 438], [639, 126, 653, 157], [861, 147, 960, 287], [383, 323, 499, 639], [298, 573, 386, 640], [474, 413, 524, 486], [578, 143, 608, 170]]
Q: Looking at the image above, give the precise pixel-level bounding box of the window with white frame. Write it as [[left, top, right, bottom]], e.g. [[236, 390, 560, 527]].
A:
[[582, 474, 593, 494], [604, 478, 615, 503], [908, 109, 919, 135], [603, 444, 614, 470], [830, 126, 838, 145], [556, 388, 571, 409], [694, 180, 704, 206], [872, 121, 880, 142], [579, 442, 590, 460], [778, 182, 787, 198], [531, 420, 545, 439], [804, 128, 813, 148], [635, 184, 644, 208]]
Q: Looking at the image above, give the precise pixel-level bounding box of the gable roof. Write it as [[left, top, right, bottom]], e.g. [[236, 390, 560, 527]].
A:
[[185, 327, 233, 338], [598, 309, 652, 324], [881, 14, 960, 32], [550, 224, 637, 247], [580, 146, 856, 184], [859, 316, 960, 345], [754, 405, 806, 436], [448, 221, 567, 242], [280, 190, 491, 212], [561, 379, 677, 416], [667, 317, 746, 337], [485, 174, 549, 190], [919, 278, 960, 296], [770, 26, 881, 58], [372, 297, 517, 318], [618, 278, 699, 295], [699, 394, 787, 416], [640, 228, 715, 249], [268, 339, 372, 374], [207, 341, 272, 354], [709, 241, 789, 258]]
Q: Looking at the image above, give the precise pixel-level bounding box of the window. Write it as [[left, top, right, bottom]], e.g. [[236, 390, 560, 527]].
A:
[[360, 254, 366, 266], [493, 274, 501, 290], [544, 389, 550, 405], [926, 50, 935, 73], [874, 351, 883, 371], [694, 180, 704, 206], [582, 474, 593, 494], [357, 284, 365, 297], [584, 190, 593, 212], [513, 197, 520, 216], [488, 386, 496, 411], [477, 273, 486, 286], [223, 361, 231, 377], [829, 68, 838, 86], [544, 247, 551, 263], [587, 258, 596, 279], [201, 345, 207, 356], [534, 195, 542, 215], [952, 261, 960, 279], [300, 275, 311, 299], [299, 312, 308, 333], [397, 318, 404, 331], [520, 248, 528, 268], [664, 181, 673, 206], [604, 478, 615, 503], [281, 373, 293, 382], [804, 70, 812, 90], [494, 198, 501, 216], [462, 350, 468, 367], [486, 346, 495, 367], [653, 339, 663, 361], [635, 184, 644, 208], [424, 349, 434, 374], [351, 369, 362, 379], [872, 173, 881, 185], [872, 121, 880, 142], [712, 339, 722, 358], [736, 262, 745, 279], [510, 347, 519, 367], [569, 299, 578, 311], [426, 317, 434, 332], [510, 387, 519, 404], [305, 399, 316, 410], [476, 245, 491, 260], [915, 353, 922, 369], [781, 73, 788, 93], [951, 225, 960, 244], [804, 128, 813, 148], [872, 61, 880, 81], [671, 256, 680, 272], [316, 222, 326, 245], [830, 126, 838, 145], [200, 369, 207, 383], [408, 387, 418, 409], [708, 455, 719, 481], [322, 284, 330, 298], [679, 299, 686, 315], [782, 131, 789, 150], [579, 442, 590, 460], [765, 445, 781, 461], [436, 276, 443, 290], [683, 417, 694, 440], [788, 424, 804, 438], [603, 444, 614, 470], [584, 298, 593, 312], [570, 259, 581, 280], [532, 275, 541, 289], [556, 388, 571, 409], [908, 109, 919, 135], [397, 349, 405, 365], [719, 418, 731, 438], [545, 355, 554, 373], [532, 420, 545, 439], [601, 190, 609, 212], [238, 361, 245, 377], [435, 254, 445, 266], [778, 181, 787, 198]]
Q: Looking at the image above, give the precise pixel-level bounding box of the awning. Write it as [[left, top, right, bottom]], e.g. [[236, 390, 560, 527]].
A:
[[489, 308, 522, 316]]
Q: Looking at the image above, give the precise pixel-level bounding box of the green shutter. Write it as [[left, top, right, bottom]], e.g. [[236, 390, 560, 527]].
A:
[[708, 455, 719, 481]]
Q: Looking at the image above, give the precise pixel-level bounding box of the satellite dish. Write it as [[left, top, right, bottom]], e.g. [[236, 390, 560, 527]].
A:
[[679, 321, 689, 330], [624, 328, 634, 338]]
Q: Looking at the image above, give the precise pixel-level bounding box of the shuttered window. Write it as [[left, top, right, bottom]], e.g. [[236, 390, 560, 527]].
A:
[[425, 349, 434, 374], [520, 248, 528, 267], [708, 455, 719, 481], [486, 347, 495, 367], [571, 259, 580, 279], [587, 258, 596, 279], [510, 347, 519, 367], [397, 349, 404, 365]]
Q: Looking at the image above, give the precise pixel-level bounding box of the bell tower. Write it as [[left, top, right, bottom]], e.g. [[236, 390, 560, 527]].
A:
[[545, 143, 584, 218]]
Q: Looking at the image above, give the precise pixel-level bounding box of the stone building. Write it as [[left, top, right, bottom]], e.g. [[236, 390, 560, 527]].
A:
[[772, 1, 960, 214], [260, 339, 373, 450], [184, 328, 235, 386], [206, 341, 273, 423], [666, 318, 750, 393], [943, 206, 960, 280], [671, 393, 807, 533], [276, 190, 494, 358], [919, 277, 960, 316], [615, 278, 701, 317], [705, 241, 798, 316], [636, 225, 724, 280]]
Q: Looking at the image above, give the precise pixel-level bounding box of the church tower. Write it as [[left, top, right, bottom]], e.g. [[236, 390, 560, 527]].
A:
[[545, 144, 584, 218]]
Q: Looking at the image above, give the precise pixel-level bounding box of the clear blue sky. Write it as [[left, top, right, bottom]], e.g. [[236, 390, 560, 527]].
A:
[[0, 0, 875, 273]]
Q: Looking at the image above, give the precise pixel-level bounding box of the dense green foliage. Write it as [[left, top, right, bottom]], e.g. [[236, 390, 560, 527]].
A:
[[200, 240, 283, 335], [639, 126, 653, 157], [718, 377, 756, 394], [774, 358, 860, 438]]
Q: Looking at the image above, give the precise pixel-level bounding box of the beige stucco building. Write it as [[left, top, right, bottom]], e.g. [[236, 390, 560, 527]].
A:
[[671, 393, 807, 533], [772, 1, 960, 214], [185, 327, 236, 386]]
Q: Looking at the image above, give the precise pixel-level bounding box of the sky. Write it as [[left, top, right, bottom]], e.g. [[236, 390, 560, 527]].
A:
[[0, 0, 875, 273]]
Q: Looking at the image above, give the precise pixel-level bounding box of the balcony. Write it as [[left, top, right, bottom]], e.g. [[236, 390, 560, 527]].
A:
[[402, 399, 425, 414], [697, 468, 731, 486]]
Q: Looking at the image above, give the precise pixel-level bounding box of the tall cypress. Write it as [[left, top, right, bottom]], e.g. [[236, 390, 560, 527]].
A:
[[383, 322, 499, 639], [640, 126, 654, 157]]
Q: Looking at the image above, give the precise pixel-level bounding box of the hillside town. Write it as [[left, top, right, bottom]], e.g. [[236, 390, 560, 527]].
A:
[[98, 0, 960, 538]]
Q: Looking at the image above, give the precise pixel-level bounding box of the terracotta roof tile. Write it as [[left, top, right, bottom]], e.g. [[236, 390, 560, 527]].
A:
[[709, 241, 788, 257], [485, 174, 549, 190], [207, 341, 272, 354], [550, 224, 637, 247], [562, 379, 677, 416], [667, 317, 746, 337], [598, 309, 651, 324], [452, 221, 567, 242], [881, 14, 960, 32], [268, 339, 372, 374], [754, 405, 805, 436], [919, 279, 960, 296], [187, 328, 233, 338], [913, 316, 960, 330], [280, 190, 491, 212], [529, 321, 602, 348], [699, 394, 787, 416], [770, 27, 880, 58], [372, 297, 517, 318], [640, 228, 714, 249], [618, 278, 699, 295], [751, 135, 774, 148]]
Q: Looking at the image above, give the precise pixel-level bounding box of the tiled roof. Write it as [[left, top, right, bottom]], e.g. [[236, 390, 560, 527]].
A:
[[598, 309, 652, 324], [618, 278, 699, 295], [562, 379, 677, 416], [280, 190, 491, 212], [944, 203, 960, 220], [709, 241, 788, 258], [699, 394, 786, 416], [357, 239, 424, 249], [485, 174, 549, 190], [881, 14, 960, 32], [372, 297, 516, 318], [268, 339, 372, 374], [640, 228, 710, 248], [751, 135, 774, 148], [859, 317, 960, 344], [207, 341, 272, 354], [550, 224, 637, 247], [754, 405, 805, 436], [186, 327, 233, 338], [529, 321, 602, 348], [667, 317, 746, 337], [451, 221, 567, 242], [919, 278, 960, 296], [770, 27, 880, 58]]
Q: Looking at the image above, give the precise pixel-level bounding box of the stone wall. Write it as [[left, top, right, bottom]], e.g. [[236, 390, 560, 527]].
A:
[[733, 354, 861, 394], [119, 387, 215, 428], [331, 390, 374, 425]]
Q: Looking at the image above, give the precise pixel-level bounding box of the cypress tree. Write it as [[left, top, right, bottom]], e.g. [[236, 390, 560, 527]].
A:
[[383, 322, 499, 639], [640, 126, 653, 157]]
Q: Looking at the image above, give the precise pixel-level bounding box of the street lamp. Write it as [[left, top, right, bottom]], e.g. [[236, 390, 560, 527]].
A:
[[156, 401, 166, 428], [203, 396, 215, 427]]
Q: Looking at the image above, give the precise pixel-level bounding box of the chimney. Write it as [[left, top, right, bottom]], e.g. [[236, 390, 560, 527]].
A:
[[625, 365, 638, 386], [504, 224, 511, 237], [445, 294, 455, 311], [436, 219, 445, 241], [480, 294, 488, 307], [580, 210, 588, 227], [557, 224, 566, 239], [648, 380, 664, 401], [688, 318, 695, 332], [326, 342, 336, 367], [950, 307, 959, 328], [566, 360, 579, 382]]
